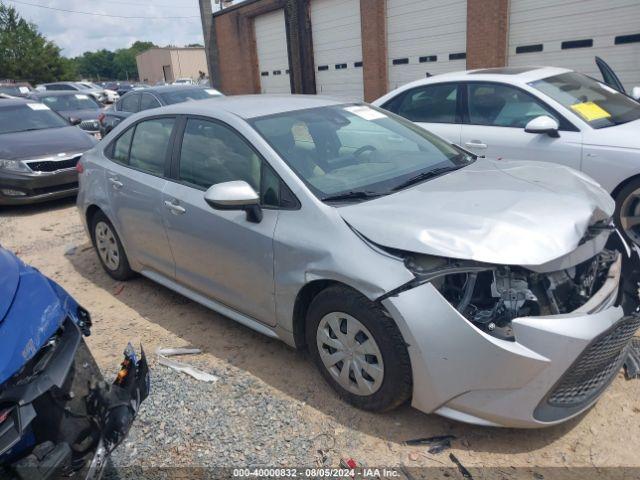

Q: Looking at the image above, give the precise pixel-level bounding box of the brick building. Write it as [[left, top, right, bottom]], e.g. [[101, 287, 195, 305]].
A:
[[199, 0, 640, 101]]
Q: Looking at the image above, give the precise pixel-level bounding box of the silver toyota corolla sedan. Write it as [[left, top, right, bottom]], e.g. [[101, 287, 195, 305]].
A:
[[77, 95, 640, 428]]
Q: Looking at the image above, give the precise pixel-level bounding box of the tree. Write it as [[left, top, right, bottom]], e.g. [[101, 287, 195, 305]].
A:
[[0, 2, 75, 83], [73, 41, 157, 81]]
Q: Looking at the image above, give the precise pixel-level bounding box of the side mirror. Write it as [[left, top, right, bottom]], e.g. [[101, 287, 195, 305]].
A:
[[525, 115, 559, 138], [204, 180, 262, 223], [68, 116, 82, 126], [631, 86, 640, 102]]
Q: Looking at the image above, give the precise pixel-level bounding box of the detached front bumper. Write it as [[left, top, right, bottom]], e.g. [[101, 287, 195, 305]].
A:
[[383, 255, 639, 428]]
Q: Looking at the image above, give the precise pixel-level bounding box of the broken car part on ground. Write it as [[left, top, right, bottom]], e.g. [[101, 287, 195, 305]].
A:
[[0, 247, 149, 480]]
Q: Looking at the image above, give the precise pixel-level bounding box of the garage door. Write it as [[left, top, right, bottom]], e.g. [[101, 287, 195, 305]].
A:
[[386, 0, 467, 90], [508, 0, 640, 91], [310, 0, 364, 101], [254, 9, 291, 94]]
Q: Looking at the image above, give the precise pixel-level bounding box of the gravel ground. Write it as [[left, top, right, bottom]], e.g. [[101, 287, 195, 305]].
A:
[[2, 199, 640, 479]]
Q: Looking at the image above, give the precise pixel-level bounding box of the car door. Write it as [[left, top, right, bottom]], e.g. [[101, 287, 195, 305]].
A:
[[460, 82, 583, 170], [103, 116, 177, 277], [161, 116, 282, 325], [381, 82, 462, 144]]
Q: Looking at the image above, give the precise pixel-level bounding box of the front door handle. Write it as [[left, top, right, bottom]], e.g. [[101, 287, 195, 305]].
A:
[[164, 200, 186, 215], [108, 177, 123, 189], [465, 141, 488, 150]]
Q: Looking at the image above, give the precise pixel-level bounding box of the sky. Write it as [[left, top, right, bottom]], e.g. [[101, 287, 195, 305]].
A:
[[3, 0, 239, 57]]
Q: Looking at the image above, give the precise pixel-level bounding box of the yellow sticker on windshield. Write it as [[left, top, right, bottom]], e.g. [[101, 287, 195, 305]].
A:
[[570, 102, 611, 122]]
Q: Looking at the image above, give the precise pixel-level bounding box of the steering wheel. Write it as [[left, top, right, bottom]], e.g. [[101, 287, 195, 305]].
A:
[[354, 145, 377, 158]]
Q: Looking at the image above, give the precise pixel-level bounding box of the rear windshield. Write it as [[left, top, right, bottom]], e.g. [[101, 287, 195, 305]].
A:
[[159, 88, 220, 105], [0, 86, 30, 96], [0, 104, 68, 134], [38, 94, 101, 112], [530, 72, 640, 129]]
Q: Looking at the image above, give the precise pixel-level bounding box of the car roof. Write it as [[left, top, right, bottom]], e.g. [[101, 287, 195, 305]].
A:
[[391, 66, 573, 91], [156, 94, 349, 119], [0, 97, 34, 108], [129, 84, 208, 94], [29, 90, 93, 97]]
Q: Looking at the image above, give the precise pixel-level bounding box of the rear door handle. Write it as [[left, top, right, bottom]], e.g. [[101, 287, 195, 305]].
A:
[[108, 177, 123, 189], [465, 141, 488, 149], [164, 200, 186, 215]]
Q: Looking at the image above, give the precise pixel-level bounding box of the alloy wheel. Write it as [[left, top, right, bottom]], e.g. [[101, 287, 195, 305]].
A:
[[316, 312, 384, 396], [95, 221, 120, 271], [620, 188, 640, 246]]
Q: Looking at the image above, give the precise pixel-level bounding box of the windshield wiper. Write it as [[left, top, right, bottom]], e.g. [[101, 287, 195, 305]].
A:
[[392, 166, 463, 191], [321, 190, 386, 202]]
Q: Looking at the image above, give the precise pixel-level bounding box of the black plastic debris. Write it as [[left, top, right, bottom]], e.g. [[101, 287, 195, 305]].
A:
[[449, 453, 473, 479], [624, 338, 640, 379], [405, 435, 456, 454]]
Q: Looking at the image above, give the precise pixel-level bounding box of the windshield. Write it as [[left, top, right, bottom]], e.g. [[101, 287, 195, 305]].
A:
[[0, 103, 68, 134], [159, 88, 219, 104], [38, 94, 100, 112], [0, 86, 30, 96], [250, 104, 472, 199], [530, 72, 640, 128]]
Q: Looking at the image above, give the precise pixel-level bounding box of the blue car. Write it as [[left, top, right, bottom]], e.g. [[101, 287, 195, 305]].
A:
[[0, 247, 149, 479]]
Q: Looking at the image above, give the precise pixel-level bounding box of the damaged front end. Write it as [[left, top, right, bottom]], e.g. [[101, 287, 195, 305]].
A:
[[0, 249, 150, 480], [379, 229, 640, 427]]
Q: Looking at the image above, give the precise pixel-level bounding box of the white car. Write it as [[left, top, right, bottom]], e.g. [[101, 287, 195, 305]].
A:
[[173, 78, 194, 85], [373, 58, 640, 245]]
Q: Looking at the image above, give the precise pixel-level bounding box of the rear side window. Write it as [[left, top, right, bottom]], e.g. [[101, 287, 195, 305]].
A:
[[389, 84, 458, 123], [119, 94, 140, 113], [140, 93, 161, 110], [129, 118, 175, 176], [111, 127, 134, 164], [46, 84, 75, 91]]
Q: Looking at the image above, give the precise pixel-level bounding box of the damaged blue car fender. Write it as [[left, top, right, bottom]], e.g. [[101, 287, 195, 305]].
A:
[[0, 248, 87, 385]]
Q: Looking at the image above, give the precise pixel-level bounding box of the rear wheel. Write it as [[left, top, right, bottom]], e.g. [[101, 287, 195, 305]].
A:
[[91, 211, 134, 281], [615, 177, 640, 247], [305, 286, 412, 412]]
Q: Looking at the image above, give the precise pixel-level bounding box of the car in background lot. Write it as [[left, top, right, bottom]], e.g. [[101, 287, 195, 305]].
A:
[[0, 82, 33, 98], [173, 77, 194, 85], [374, 58, 640, 245], [28, 91, 104, 138], [78, 81, 119, 103], [77, 95, 640, 428], [99, 85, 223, 136], [0, 98, 97, 205], [0, 246, 149, 479], [37, 82, 108, 104]]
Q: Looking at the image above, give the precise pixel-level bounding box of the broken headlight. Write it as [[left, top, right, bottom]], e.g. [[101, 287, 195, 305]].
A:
[[403, 250, 619, 341]]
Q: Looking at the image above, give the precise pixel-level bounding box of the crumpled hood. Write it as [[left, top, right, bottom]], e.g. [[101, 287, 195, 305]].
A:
[[0, 248, 79, 383], [0, 126, 96, 161], [339, 159, 615, 266]]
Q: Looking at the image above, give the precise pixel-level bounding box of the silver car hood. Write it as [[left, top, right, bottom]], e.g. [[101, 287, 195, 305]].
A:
[[339, 159, 615, 266]]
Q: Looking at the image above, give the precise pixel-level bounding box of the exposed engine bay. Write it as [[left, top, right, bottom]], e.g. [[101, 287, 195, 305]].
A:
[[398, 245, 622, 341]]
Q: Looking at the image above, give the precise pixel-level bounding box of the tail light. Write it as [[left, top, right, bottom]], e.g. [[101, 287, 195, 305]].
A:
[[0, 408, 11, 424], [76, 161, 84, 174], [97, 112, 105, 125]]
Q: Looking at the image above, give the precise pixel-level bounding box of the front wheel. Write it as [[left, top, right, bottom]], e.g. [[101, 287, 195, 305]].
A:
[[305, 286, 412, 412], [615, 178, 640, 247]]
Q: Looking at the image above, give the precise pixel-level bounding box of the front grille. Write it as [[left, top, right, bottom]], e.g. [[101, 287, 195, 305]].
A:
[[27, 156, 80, 173], [547, 315, 640, 407], [79, 120, 99, 131]]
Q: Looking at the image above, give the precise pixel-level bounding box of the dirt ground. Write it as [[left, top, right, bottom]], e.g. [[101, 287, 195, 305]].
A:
[[2, 198, 640, 475]]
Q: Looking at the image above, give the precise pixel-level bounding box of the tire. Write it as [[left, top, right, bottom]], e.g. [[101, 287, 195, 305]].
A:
[[90, 211, 134, 281], [305, 285, 412, 412], [615, 177, 640, 248]]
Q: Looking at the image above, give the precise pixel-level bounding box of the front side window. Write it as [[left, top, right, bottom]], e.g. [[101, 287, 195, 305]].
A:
[[0, 104, 68, 134], [129, 118, 175, 176], [178, 118, 261, 191], [250, 104, 471, 199], [467, 83, 555, 128], [392, 83, 458, 123], [119, 94, 139, 113], [530, 72, 640, 129], [46, 84, 75, 91]]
